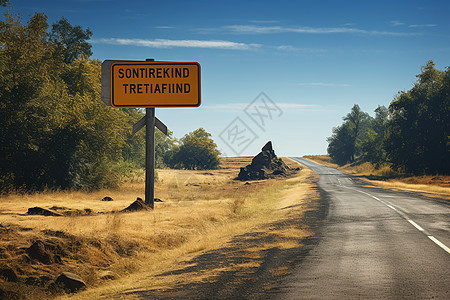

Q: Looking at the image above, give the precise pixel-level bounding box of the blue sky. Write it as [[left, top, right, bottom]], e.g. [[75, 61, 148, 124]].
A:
[[7, 0, 450, 156]]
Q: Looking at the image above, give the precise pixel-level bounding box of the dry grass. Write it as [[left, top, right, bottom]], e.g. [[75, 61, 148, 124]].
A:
[[304, 155, 450, 199], [0, 157, 317, 299]]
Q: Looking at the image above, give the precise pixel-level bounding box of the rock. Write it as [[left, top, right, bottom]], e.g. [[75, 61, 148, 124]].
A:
[[49, 206, 67, 211], [154, 198, 163, 202], [238, 166, 269, 181], [27, 207, 62, 217], [272, 169, 286, 175], [0, 265, 18, 282], [51, 272, 86, 293], [261, 141, 273, 152], [237, 141, 290, 181], [252, 151, 274, 169], [26, 240, 64, 264], [122, 197, 149, 212], [102, 196, 113, 201]]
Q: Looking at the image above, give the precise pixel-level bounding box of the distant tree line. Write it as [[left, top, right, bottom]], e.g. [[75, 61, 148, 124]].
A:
[[327, 61, 449, 175], [0, 11, 220, 194]]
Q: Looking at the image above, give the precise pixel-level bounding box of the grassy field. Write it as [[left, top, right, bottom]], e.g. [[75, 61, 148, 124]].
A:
[[0, 157, 318, 299], [304, 155, 450, 199]]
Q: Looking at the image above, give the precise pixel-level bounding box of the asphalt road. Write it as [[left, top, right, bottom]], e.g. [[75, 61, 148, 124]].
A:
[[275, 158, 450, 299]]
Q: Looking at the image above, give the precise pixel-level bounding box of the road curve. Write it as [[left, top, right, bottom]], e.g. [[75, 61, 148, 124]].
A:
[[275, 158, 450, 299]]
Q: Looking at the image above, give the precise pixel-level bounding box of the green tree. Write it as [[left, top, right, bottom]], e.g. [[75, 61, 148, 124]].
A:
[[327, 104, 370, 165], [49, 17, 92, 64], [170, 128, 221, 170], [155, 129, 177, 168], [343, 104, 371, 162], [61, 58, 130, 190], [385, 61, 449, 174], [359, 105, 389, 165], [0, 12, 131, 192], [327, 122, 355, 165], [0, 12, 63, 191]]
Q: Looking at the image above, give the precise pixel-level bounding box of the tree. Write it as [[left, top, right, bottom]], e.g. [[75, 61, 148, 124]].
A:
[[60, 58, 130, 190], [385, 61, 449, 174], [155, 129, 177, 168], [343, 104, 370, 162], [170, 128, 221, 170], [0, 12, 131, 192], [327, 104, 370, 165], [49, 17, 92, 64], [358, 106, 389, 165], [0, 12, 62, 191], [327, 122, 355, 165]]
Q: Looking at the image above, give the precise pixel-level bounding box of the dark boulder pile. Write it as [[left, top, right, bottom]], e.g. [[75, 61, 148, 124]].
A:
[[122, 197, 149, 212], [27, 207, 62, 217], [237, 141, 290, 180], [49, 272, 86, 293]]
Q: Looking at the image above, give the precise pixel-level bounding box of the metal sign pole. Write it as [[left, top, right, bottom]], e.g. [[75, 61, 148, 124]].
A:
[[145, 107, 155, 209]]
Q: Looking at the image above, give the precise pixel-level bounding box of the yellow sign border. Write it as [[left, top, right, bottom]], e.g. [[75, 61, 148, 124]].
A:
[[110, 61, 201, 108]]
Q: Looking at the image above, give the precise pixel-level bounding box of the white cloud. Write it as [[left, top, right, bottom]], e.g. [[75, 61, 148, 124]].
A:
[[93, 38, 261, 50], [153, 26, 175, 29], [249, 20, 279, 24], [389, 21, 437, 28], [298, 82, 351, 87], [276, 45, 299, 51], [224, 25, 419, 36], [408, 24, 437, 28], [275, 45, 327, 54], [390, 20, 405, 26]]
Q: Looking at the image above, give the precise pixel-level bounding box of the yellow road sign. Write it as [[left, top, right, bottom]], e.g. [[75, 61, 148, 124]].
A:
[[106, 61, 201, 107]]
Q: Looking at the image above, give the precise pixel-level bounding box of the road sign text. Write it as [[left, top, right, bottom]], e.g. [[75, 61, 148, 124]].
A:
[[108, 61, 201, 108]]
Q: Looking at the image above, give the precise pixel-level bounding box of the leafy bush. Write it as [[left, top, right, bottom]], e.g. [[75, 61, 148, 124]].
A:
[[169, 128, 221, 170]]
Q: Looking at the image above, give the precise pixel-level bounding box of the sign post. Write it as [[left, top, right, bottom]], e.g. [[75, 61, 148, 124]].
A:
[[145, 107, 156, 208], [101, 59, 201, 208]]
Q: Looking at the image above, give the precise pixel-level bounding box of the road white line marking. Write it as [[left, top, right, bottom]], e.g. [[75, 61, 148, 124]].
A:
[[343, 186, 450, 256], [408, 220, 425, 232], [428, 236, 450, 254], [290, 158, 450, 256], [386, 204, 398, 211]]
